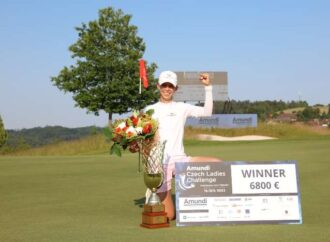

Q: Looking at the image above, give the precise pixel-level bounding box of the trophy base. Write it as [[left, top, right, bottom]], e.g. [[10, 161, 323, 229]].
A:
[[140, 204, 170, 229], [140, 223, 170, 229]]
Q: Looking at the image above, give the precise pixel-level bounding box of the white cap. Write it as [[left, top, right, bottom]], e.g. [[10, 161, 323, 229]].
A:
[[158, 71, 177, 87]]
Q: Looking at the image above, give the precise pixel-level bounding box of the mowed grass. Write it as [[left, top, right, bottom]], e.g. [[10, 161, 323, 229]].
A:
[[1, 137, 330, 242]]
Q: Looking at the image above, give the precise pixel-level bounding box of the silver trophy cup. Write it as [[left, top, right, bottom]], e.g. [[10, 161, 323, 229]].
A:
[[142, 141, 166, 205]]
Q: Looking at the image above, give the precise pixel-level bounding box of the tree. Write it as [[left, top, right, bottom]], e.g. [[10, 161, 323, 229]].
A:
[[51, 7, 158, 126], [0, 115, 8, 148], [297, 107, 321, 121]]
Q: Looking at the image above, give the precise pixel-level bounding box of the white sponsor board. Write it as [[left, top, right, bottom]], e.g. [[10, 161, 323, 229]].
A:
[[178, 196, 301, 223], [175, 161, 302, 226], [231, 164, 298, 194], [173, 71, 228, 102]]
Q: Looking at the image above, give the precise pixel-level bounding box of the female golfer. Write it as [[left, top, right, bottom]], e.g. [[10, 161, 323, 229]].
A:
[[145, 71, 221, 220]]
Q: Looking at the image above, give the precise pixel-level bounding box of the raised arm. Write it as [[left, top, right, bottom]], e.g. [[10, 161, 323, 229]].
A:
[[188, 73, 213, 117]]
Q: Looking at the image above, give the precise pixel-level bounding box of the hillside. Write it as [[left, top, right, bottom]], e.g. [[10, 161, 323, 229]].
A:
[[282, 105, 329, 114], [1, 126, 103, 153], [4, 122, 330, 156]]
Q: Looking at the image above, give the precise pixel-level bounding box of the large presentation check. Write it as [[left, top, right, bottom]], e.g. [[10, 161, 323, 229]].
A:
[[175, 161, 302, 226]]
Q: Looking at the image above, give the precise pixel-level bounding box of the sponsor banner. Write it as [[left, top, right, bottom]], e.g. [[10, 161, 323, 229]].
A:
[[186, 114, 257, 129], [173, 85, 228, 102], [175, 161, 302, 226], [178, 196, 301, 223], [173, 71, 228, 102]]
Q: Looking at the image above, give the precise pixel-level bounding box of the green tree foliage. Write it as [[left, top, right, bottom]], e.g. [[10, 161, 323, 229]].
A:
[[297, 107, 321, 121], [214, 100, 308, 121], [51, 7, 158, 125], [0, 115, 7, 148]]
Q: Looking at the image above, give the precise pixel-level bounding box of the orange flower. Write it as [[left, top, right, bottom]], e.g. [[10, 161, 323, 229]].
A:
[[130, 115, 139, 126], [115, 127, 121, 133], [143, 123, 152, 134]]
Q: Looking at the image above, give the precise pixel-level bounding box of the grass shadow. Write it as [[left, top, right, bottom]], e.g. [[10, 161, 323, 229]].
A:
[[134, 197, 145, 208], [134, 193, 176, 208]]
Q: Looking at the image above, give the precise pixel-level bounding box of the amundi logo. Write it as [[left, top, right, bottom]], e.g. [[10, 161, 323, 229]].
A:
[[184, 198, 207, 206], [232, 117, 252, 124]]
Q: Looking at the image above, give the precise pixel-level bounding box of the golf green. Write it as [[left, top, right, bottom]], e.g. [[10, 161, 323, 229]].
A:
[[1, 137, 329, 241]]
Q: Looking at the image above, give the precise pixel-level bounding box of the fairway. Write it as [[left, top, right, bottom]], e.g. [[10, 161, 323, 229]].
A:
[[1, 137, 330, 242]]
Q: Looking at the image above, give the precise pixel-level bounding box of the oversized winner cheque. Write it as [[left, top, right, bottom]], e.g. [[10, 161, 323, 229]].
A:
[[175, 161, 302, 226]]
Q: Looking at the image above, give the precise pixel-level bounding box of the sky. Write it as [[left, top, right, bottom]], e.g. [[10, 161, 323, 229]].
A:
[[0, 0, 329, 129]]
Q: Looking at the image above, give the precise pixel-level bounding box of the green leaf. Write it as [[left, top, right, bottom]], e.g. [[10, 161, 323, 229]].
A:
[[146, 109, 154, 116], [121, 136, 128, 146], [126, 118, 133, 126], [110, 143, 122, 157]]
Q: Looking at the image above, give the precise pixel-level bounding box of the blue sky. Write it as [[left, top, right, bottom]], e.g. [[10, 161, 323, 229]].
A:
[[1, 0, 329, 129]]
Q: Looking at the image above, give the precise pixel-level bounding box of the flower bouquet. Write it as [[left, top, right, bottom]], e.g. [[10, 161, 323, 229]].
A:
[[104, 109, 160, 168], [105, 109, 166, 205]]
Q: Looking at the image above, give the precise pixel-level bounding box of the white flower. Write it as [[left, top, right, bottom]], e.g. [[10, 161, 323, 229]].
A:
[[135, 127, 143, 134], [126, 126, 137, 136], [118, 122, 126, 129]]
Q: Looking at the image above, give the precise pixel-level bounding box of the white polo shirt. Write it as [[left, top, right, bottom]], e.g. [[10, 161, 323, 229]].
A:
[[146, 86, 213, 164]]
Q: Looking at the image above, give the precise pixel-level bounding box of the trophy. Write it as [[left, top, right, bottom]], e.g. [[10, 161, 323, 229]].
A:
[[140, 141, 170, 228], [143, 141, 165, 205], [107, 108, 169, 228]]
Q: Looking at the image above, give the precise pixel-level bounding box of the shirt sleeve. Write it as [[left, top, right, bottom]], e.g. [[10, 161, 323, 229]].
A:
[[186, 85, 213, 117], [144, 104, 154, 113]]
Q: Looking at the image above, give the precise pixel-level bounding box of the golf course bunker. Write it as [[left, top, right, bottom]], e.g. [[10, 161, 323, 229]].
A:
[[197, 134, 277, 141]]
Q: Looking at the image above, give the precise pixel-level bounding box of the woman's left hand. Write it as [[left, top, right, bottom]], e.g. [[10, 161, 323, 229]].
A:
[[199, 73, 210, 86]]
